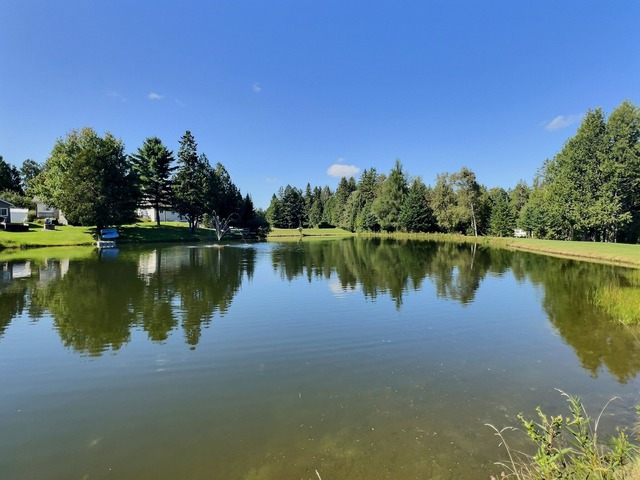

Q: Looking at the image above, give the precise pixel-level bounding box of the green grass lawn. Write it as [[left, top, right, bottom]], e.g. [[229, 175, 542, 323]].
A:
[[268, 227, 354, 238], [360, 232, 640, 268], [0, 221, 216, 250], [0, 223, 96, 248], [117, 222, 216, 243], [500, 237, 640, 267]]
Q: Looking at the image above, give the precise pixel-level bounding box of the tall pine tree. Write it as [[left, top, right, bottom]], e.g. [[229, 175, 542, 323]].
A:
[[130, 137, 175, 226], [172, 131, 209, 232]]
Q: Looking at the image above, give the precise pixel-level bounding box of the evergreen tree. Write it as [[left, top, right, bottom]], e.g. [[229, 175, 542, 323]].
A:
[[353, 168, 381, 231], [542, 109, 616, 240], [20, 159, 42, 196], [280, 185, 305, 228], [339, 190, 360, 231], [266, 193, 282, 227], [488, 187, 514, 237], [331, 177, 357, 226], [130, 137, 175, 226], [172, 131, 209, 232], [398, 177, 435, 232], [603, 100, 640, 242], [303, 183, 313, 227], [321, 186, 335, 226], [508, 180, 530, 222], [209, 162, 242, 219], [372, 160, 408, 231], [0, 156, 23, 194], [240, 193, 255, 226]]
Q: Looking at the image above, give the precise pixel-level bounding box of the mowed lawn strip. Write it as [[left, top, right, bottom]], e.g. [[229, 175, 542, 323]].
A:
[[501, 238, 640, 268], [0, 224, 96, 248], [0, 222, 214, 250], [268, 227, 354, 238]]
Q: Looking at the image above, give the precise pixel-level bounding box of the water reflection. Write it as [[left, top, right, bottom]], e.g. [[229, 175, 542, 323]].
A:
[[271, 239, 492, 307], [0, 246, 256, 355], [1, 239, 640, 383], [270, 239, 640, 382]]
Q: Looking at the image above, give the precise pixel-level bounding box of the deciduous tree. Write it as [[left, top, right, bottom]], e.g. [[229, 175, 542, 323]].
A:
[[37, 127, 138, 231]]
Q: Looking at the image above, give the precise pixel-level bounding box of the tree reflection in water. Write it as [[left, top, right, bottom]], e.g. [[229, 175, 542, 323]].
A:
[[1, 239, 640, 383]]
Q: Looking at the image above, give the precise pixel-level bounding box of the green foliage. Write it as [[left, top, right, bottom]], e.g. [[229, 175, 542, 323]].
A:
[[489, 391, 639, 479], [431, 173, 459, 232], [398, 178, 435, 232], [240, 193, 255, 225], [264, 100, 640, 243], [331, 176, 357, 226], [372, 159, 408, 231], [488, 187, 515, 237], [533, 102, 640, 242], [339, 190, 360, 231], [36, 127, 138, 231], [172, 131, 209, 233], [0, 190, 35, 210], [130, 137, 175, 226], [210, 162, 243, 219], [265, 186, 306, 228], [280, 185, 305, 228], [0, 155, 23, 195], [509, 180, 531, 220], [451, 166, 481, 236], [20, 159, 42, 196]]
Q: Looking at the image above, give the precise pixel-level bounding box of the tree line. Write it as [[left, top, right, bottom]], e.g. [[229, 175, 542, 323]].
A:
[[267, 100, 640, 242], [0, 128, 258, 233]]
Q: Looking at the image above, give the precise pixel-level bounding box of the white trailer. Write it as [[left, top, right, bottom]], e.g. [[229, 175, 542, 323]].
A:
[[9, 208, 28, 224]]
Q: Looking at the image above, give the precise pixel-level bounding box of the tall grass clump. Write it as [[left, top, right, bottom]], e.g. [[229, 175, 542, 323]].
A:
[[487, 390, 639, 479], [595, 270, 640, 326]]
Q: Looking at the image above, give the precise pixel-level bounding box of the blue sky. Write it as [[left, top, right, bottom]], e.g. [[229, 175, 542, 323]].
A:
[[1, 1, 639, 209]]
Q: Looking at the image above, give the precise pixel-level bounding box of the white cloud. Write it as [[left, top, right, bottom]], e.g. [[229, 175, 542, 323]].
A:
[[265, 177, 278, 184], [328, 279, 360, 297], [545, 114, 581, 131], [175, 99, 186, 107], [327, 163, 360, 178], [147, 92, 164, 101], [253, 83, 262, 93]]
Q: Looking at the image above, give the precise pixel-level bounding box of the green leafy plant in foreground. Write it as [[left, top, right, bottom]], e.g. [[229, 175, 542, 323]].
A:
[[487, 390, 639, 479]]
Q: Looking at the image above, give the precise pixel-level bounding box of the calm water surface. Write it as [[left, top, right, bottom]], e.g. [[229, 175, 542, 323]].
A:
[[1, 238, 640, 479]]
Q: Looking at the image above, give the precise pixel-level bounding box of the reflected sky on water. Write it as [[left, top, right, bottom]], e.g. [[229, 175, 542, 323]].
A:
[[1, 239, 640, 479]]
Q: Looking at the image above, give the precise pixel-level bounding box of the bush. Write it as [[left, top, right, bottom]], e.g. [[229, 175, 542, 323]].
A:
[[488, 390, 639, 479]]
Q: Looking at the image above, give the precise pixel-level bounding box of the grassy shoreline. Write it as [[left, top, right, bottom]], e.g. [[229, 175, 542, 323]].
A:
[[271, 228, 640, 269], [2, 223, 640, 269]]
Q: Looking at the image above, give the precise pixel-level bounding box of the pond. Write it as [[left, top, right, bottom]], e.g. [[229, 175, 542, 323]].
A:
[[1, 238, 640, 479]]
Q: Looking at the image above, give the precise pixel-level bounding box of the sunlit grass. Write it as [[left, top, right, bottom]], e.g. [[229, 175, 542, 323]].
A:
[[361, 232, 640, 268], [500, 238, 640, 268], [0, 223, 96, 248], [0, 221, 216, 250], [594, 270, 640, 325], [268, 227, 354, 238]]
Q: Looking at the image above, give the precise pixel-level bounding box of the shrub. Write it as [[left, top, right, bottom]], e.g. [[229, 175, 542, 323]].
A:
[[488, 390, 639, 479]]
